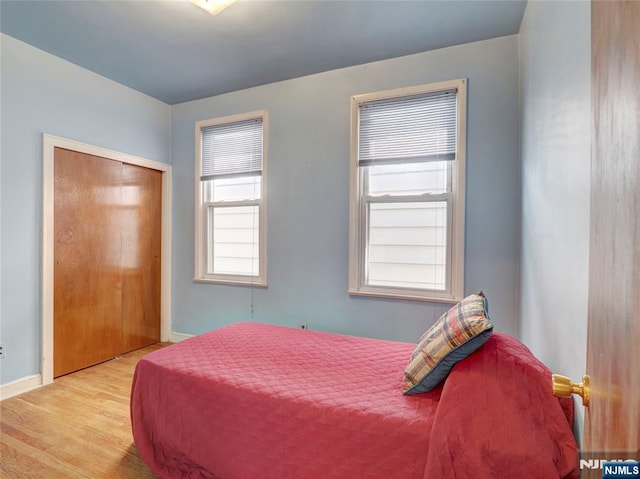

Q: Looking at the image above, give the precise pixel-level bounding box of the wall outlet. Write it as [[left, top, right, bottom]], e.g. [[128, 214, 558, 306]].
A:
[[300, 323, 308, 330], [0, 344, 4, 358]]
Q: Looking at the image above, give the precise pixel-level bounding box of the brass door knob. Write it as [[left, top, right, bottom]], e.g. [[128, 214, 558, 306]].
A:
[[552, 374, 590, 407]]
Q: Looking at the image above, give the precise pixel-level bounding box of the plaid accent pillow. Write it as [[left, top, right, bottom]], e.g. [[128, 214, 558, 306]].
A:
[[403, 292, 493, 394]]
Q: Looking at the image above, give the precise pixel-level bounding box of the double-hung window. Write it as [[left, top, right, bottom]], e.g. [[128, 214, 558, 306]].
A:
[[195, 110, 267, 286], [349, 79, 466, 302]]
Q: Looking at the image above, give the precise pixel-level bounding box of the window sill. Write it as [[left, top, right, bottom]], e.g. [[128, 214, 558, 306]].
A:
[[194, 277, 268, 288], [348, 288, 460, 304]]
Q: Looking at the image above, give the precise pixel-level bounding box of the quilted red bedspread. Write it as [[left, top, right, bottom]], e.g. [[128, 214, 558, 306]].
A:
[[131, 322, 578, 479]]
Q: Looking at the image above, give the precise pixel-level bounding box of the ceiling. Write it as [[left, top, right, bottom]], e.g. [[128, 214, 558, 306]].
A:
[[0, 0, 526, 105]]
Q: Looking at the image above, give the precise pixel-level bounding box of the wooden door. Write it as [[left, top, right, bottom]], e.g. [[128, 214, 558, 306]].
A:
[[583, 0, 640, 472], [54, 148, 161, 377], [54, 149, 123, 377]]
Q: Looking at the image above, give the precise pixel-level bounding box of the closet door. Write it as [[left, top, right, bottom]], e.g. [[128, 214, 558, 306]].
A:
[[54, 148, 123, 377], [53, 148, 162, 377], [120, 163, 162, 353]]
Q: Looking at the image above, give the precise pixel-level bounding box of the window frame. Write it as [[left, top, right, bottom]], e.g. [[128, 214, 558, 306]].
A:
[[194, 110, 268, 287], [348, 79, 467, 303]]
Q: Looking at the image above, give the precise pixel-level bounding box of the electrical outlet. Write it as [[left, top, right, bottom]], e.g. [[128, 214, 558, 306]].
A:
[[0, 344, 4, 358], [300, 323, 308, 330]]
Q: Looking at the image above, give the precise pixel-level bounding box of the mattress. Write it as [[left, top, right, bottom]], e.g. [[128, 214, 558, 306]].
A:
[[131, 322, 578, 479]]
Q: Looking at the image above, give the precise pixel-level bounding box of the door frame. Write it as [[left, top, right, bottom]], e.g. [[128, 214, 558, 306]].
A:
[[42, 134, 172, 385]]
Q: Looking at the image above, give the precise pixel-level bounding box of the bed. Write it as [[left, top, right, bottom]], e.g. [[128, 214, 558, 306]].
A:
[[131, 321, 578, 479]]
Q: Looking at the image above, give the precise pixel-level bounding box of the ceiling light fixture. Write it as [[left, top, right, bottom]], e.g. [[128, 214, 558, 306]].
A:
[[190, 0, 237, 16]]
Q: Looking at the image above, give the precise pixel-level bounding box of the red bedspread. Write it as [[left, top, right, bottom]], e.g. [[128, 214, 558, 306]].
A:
[[131, 322, 578, 479]]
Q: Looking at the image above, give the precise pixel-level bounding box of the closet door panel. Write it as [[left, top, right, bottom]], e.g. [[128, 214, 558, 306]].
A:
[[120, 163, 162, 353], [54, 148, 122, 377]]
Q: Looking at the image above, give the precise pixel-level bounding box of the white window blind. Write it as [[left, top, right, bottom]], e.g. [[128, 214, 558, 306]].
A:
[[201, 118, 263, 180], [358, 89, 457, 167]]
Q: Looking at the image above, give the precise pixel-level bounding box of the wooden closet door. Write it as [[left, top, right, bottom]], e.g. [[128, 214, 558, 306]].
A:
[[54, 148, 123, 377], [54, 149, 162, 377], [120, 163, 162, 353]]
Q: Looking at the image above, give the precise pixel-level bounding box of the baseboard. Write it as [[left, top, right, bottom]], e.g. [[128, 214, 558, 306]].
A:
[[170, 331, 194, 343], [0, 374, 43, 401]]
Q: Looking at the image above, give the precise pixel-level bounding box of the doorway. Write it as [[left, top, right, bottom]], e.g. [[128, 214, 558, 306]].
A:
[[42, 135, 172, 384]]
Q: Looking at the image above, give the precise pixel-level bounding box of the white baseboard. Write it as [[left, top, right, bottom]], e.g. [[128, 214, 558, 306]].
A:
[[1, 374, 43, 401], [2, 334, 193, 400], [170, 331, 194, 343]]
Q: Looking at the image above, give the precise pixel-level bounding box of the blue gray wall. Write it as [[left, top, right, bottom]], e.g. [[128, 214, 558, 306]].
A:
[[171, 35, 521, 342], [0, 34, 171, 384], [518, 1, 591, 438]]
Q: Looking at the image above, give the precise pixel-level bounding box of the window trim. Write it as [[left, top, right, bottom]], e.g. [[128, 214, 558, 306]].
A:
[[348, 79, 467, 303], [194, 110, 268, 286]]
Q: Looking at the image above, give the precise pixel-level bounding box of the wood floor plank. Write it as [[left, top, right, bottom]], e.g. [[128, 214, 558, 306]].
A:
[[0, 343, 167, 478]]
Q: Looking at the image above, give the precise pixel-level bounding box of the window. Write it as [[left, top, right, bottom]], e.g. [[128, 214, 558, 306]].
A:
[[349, 79, 466, 302], [195, 110, 267, 286]]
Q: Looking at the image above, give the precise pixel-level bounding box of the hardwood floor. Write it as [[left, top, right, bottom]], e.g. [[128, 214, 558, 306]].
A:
[[1, 343, 168, 478]]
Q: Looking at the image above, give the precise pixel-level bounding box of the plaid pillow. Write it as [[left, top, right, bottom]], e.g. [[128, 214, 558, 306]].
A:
[[403, 292, 493, 394]]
